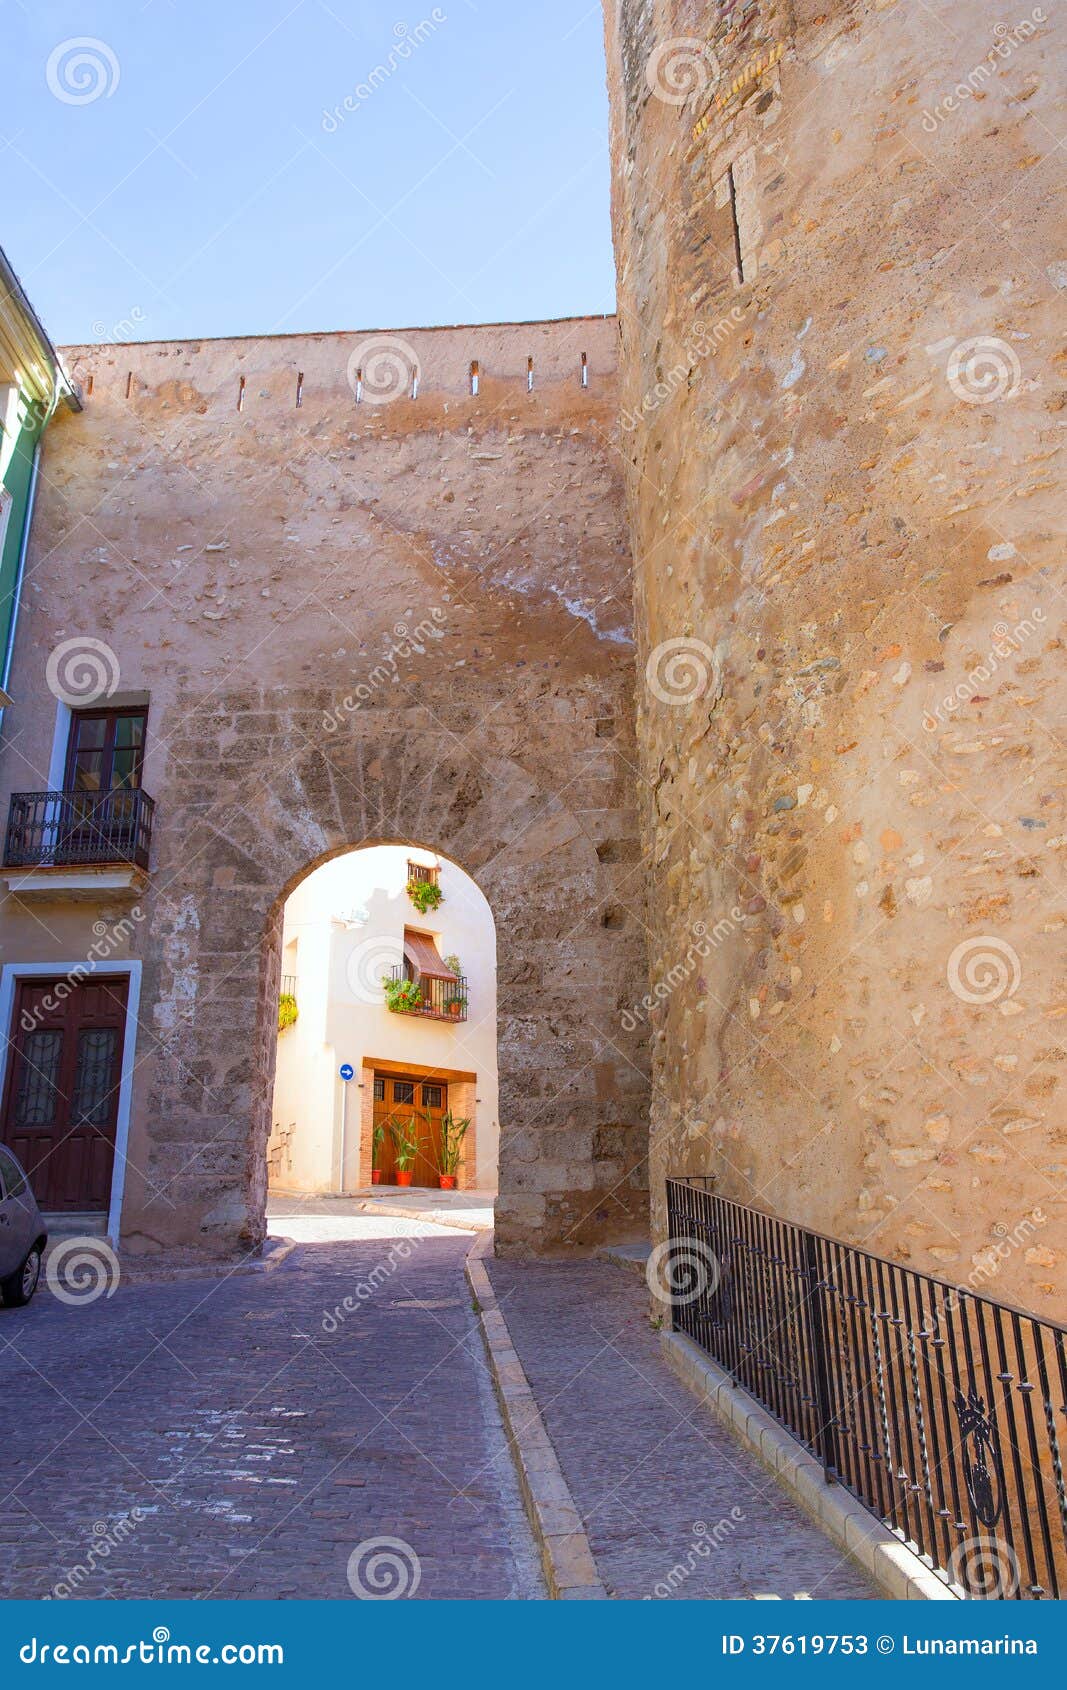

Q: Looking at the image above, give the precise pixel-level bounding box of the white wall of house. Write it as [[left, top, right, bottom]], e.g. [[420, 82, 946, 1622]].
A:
[[269, 845, 498, 1192]]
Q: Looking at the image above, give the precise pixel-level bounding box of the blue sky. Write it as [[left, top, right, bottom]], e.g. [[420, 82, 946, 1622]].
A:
[[5, 0, 617, 345]]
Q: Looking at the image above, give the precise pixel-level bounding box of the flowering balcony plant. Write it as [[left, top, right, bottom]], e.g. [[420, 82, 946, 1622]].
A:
[[384, 976, 422, 1014]]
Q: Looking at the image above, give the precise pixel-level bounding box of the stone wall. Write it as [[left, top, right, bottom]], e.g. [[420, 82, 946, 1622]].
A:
[[601, 0, 1066, 1314], [0, 317, 650, 1258]]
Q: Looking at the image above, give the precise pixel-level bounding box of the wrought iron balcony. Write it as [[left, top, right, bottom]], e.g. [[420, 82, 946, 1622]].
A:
[[386, 966, 468, 1022], [4, 787, 155, 871]]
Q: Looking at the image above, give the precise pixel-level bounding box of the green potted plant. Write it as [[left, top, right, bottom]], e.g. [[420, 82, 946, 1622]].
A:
[[278, 992, 298, 1032], [371, 1123, 386, 1186], [442, 956, 466, 1017], [406, 876, 443, 914], [436, 1109, 470, 1190], [389, 1117, 423, 1188], [384, 976, 422, 1014]]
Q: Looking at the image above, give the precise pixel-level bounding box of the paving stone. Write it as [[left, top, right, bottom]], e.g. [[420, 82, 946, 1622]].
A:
[[0, 1230, 544, 1601], [486, 1255, 878, 1601]]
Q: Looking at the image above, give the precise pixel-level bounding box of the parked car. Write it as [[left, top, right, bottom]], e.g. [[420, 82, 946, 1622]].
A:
[[0, 1146, 47, 1307]]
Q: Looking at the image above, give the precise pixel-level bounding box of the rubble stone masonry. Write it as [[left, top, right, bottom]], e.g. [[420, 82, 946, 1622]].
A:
[[600, 0, 1065, 1314], [0, 318, 650, 1258]]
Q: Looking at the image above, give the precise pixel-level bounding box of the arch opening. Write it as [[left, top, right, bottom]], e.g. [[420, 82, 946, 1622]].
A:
[[262, 843, 498, 1208]]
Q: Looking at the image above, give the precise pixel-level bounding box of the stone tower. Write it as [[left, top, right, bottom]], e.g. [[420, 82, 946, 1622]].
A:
[[600, 0, 1065, 1314]]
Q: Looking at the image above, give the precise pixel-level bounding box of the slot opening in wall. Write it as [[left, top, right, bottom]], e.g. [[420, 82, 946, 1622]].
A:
[[86, 374, 94, 397], [727, 164, 744, 286], [469, 359, 479, 397], [354, 368, 363, 403], [124, 371, 133, 400], [295, 371, 303, 408], [580, 351, 588, 389], [237, 375, 246, 412], [527, 356, 534, 392], [411, 366, 420, 400]]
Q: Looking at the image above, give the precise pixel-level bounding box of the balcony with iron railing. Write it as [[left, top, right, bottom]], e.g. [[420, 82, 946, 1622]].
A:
[[4, 788, 155, 875], [386, 966, 468, 1022]]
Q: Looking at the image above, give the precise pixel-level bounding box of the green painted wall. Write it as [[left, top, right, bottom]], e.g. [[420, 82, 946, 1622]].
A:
[[0, 393, 45, 688]]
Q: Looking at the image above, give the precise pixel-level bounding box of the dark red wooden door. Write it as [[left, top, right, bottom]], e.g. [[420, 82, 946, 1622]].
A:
[[1, 976, 129, 1211]]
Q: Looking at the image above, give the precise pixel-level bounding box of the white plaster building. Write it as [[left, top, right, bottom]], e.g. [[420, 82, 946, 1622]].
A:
[[268, 845, 498, 1194]]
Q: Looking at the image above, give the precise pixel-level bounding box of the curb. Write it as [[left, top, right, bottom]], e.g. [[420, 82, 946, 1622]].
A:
[[662, 1329, 958, 1601], [597, 1241, 651, 1280], [465, 1232, 608, 1600], [116, 1237, 299, 1286]]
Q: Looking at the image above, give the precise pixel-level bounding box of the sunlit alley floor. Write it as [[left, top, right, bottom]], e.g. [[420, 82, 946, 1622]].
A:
[[267, 1187, 494, 1239]]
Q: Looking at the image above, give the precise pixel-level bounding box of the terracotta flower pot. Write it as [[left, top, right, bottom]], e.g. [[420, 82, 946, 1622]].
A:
[[396, 1171, 413, 1187], [439, 1175, 457, 1190], [371, 1169, 381, 1185]]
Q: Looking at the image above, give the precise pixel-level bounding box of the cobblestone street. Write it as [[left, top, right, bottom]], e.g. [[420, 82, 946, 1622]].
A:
[[1, 1216, 882, 1602], [487, 1255, 878, 1600], [0, 1220, 543, 1601]]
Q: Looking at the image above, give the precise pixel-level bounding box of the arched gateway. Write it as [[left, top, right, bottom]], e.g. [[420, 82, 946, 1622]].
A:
[[0, 317, 650, 1261], [138, 728, 649, 1257]]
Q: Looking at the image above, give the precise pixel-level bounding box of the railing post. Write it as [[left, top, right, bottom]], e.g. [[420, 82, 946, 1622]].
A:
[[802, 1229, 839, 1483], [665, 1179, 678, 1332]]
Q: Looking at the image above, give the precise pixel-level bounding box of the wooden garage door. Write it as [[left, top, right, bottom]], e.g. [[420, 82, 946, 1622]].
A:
[[1, 976, 129, 1212], [372, 1074, 447, 1187]]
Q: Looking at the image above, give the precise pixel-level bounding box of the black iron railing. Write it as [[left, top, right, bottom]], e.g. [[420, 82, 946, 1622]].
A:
[[666, 1177, 1067, 1600], [4, 788, 155, 871], [280, 974, 297, 998], [386, 966, 467, 1022]]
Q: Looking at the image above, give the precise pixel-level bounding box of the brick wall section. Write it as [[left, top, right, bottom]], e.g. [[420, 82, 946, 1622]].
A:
[[601, 0, 1066, 1315], [1, 318, 650, 1258]]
